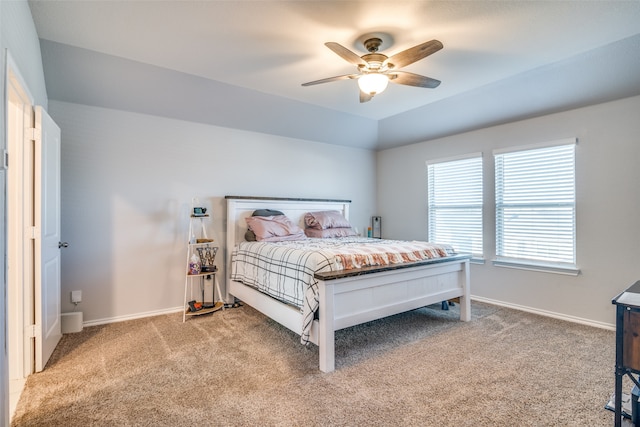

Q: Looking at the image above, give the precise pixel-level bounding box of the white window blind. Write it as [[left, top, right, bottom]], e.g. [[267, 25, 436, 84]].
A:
[[427, 155, 483, 257], [495, 141, 576, 266]]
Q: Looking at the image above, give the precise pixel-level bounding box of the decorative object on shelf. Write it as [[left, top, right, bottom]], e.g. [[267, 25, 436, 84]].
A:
[[196, 245, 218, 272], [193, 206, 207, 216], [191, 197, 208, 217], [189, 252, 201, 275]]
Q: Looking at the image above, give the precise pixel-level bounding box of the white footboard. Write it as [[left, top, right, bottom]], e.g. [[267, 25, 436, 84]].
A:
[[316, 258, 470, 372], [229, 257, 470, 373]]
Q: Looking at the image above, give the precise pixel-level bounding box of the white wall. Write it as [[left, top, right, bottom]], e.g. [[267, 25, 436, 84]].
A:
[[1, 1, 49, 423], [49, 101, 377, 325], [377, 95, 640, 327], [2, 1, 47, 107]]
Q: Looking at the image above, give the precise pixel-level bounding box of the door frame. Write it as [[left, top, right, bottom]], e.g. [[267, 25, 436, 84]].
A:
[[6, 54, 36, 381]]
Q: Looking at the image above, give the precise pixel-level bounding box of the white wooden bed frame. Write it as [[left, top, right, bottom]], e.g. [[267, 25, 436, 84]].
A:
[[225, 196, 471, 372]]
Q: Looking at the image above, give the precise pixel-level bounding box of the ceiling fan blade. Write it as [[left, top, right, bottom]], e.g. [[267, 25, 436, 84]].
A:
[[325, 42, 368, 67], [389, 71, 441, 88], [301, 74, 359, 86], [359, 91, 373, 103], [383, 40, 443, 69]]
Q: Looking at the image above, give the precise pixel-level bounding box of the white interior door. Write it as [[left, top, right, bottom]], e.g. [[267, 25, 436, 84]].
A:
[[33, 106, 62, 372]]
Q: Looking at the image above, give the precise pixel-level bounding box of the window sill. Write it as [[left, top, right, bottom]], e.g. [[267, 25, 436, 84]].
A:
[[492, 258, 580, 276]]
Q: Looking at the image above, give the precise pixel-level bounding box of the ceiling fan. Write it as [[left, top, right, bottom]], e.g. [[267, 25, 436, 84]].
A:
[[302, 37, 443, 103]]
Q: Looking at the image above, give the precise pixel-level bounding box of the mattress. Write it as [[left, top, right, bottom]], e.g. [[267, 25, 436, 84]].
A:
[[230, 237, 455, 344]]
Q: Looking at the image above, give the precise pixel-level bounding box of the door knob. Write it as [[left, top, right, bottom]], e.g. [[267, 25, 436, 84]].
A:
[[58, 242, 69, 248]]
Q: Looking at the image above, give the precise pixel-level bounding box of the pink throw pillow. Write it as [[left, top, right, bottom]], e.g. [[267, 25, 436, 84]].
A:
[[245, 215, 305, 242], [304, 211, 352, 230]]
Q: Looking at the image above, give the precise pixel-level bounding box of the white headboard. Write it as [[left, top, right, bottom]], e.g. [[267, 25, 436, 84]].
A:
[[225, 196, 350, 248], [224, 196, 351, 301]]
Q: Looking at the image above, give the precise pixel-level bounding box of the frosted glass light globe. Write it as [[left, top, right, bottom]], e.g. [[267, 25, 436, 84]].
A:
[[358, 73, 389, 95]]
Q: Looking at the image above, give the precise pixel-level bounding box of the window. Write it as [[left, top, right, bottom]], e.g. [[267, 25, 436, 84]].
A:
[[494, 139, 577, 273], [427, 154, 483, 258]]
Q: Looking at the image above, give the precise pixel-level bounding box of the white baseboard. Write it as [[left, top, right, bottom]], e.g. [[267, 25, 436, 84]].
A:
[[82, 306, 184, 328], [80, 298, 616, 332], [470, 295, 615, 331]]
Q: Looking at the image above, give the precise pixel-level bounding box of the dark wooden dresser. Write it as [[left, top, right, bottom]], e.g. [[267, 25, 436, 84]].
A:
[[613, 281, 640, 426]]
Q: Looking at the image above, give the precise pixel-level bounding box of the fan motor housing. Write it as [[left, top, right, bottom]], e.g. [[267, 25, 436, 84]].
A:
[[361, 53, 388, 70], [363, 37, 382, 52]]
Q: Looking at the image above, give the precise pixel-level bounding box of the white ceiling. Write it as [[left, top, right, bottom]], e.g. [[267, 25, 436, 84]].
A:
[[28, 0, 640, 150]]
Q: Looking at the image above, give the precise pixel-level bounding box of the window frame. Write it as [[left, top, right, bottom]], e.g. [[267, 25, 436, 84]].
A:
[[493, 138, 579, 275], [426, 152, 484, 261]]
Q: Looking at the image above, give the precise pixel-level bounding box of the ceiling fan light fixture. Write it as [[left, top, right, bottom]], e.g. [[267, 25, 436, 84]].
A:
[[302, 37, 443, 103], [358, 73, 389, 95]]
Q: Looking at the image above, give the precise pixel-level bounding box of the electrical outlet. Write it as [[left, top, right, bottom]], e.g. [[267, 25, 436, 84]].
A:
[[71, 290, 82, 304]]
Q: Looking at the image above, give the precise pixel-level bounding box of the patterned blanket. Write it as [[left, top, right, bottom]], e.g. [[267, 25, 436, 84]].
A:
[[230, 237, 455, 344]]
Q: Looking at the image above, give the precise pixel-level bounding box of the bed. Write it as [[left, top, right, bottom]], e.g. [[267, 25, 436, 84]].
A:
[[225, 196, 471, 372]]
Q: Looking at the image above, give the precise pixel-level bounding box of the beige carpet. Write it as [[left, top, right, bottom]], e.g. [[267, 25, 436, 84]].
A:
[[12, 301, 619, 426]]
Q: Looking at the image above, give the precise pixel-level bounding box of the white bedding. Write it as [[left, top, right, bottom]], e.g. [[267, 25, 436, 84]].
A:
[[230, 237, 456, 344]]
